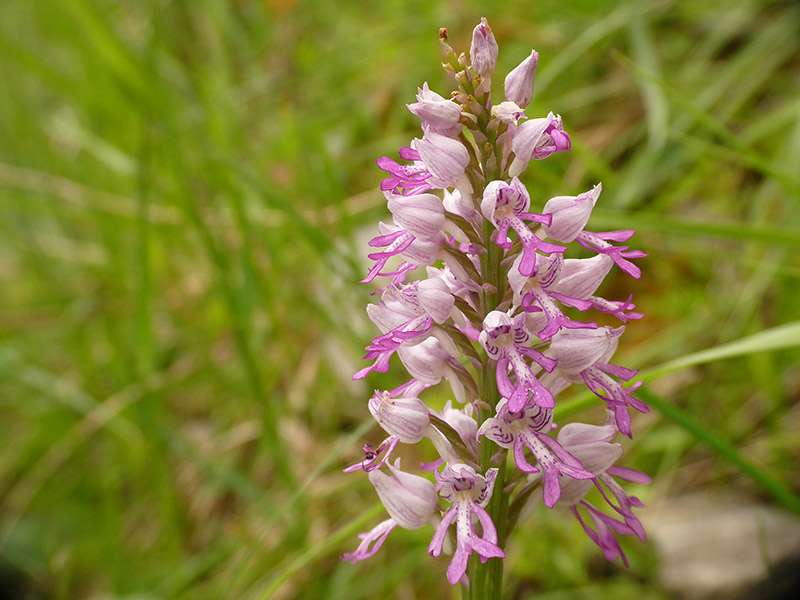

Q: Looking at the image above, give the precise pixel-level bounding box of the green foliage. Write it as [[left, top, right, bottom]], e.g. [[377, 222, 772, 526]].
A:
[[1, 0, 799, 598]]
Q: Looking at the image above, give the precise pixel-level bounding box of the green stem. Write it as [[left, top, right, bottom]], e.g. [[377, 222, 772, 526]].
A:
[[469, 190, 507, 599]]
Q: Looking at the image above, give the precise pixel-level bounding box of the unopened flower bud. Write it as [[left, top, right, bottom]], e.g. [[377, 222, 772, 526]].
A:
[[412, 130, 469, 188], [442, 188, 474, 219], [407, 83, 463, 132], [398, 337, 454, 384], [439, 401, 478, 447], [386, 192, 445, 240], [369, 391, 430, 443], [469, 17, 498, 77], [504, 50, 539, 108], [416, 278, 454, 323]]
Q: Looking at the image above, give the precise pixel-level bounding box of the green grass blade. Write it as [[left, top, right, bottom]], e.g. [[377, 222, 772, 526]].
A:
[[244, 504, 384, 600], [642, 321, 800, 381], [637, 387, 800, 516]]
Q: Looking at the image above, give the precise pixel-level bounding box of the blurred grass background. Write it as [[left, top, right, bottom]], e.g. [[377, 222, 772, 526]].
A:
[[1, 0, 799, 598]]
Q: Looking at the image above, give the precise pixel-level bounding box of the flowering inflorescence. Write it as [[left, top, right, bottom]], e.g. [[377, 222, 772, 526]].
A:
[[343, 19, 651, 588]]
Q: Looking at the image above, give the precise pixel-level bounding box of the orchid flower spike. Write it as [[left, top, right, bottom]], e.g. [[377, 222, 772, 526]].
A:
[[346, 18, 650, 587]]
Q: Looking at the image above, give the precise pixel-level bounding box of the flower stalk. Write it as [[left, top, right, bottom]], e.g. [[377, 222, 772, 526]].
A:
[[473, 95, 508, 600]]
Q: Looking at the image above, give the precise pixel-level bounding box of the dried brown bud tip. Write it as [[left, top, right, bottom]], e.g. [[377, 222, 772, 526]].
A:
[[439, 28, 448, 41]]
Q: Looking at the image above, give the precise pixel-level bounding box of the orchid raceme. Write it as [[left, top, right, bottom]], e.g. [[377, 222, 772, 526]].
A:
[[344, 20, 650, 595]]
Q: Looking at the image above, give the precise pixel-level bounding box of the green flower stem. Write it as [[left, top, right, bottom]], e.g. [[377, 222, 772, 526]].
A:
[[469, 188, 507, 600]]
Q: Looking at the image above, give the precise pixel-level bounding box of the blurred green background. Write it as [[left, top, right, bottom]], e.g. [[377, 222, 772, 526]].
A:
[[1, 0, 799, 598]]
